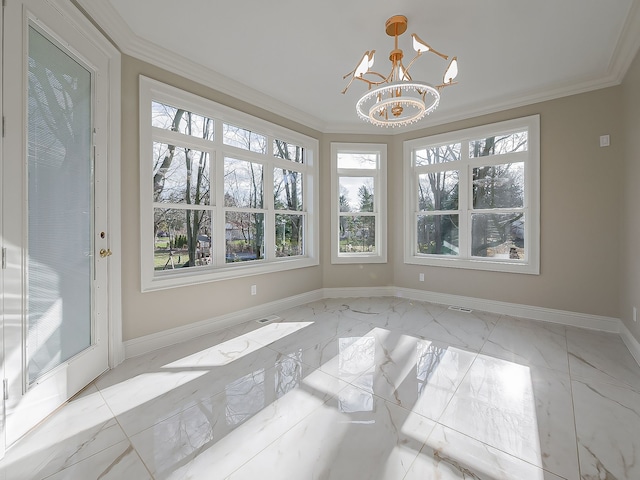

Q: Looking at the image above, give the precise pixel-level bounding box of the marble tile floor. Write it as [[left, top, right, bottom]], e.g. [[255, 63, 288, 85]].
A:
[[1, 297, 639, 480]]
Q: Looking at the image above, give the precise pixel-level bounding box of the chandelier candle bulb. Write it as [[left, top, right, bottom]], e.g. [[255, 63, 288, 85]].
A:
[[342, 14, 459, 128]]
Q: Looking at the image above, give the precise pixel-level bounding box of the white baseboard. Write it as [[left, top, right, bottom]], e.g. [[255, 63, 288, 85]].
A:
[[620, 322, 640, 367], [322, 286, 396, 298], [124, 289, 324, 358], [393, 287, 621, 333], [123, 285, 634, 363], [321, 286, 620, 333]]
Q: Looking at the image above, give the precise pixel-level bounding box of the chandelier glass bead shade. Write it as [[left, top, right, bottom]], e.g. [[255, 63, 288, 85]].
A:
[[342, 15, 458, 128]]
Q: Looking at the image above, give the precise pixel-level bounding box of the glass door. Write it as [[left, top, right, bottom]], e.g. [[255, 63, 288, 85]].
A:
[[2, 0, 110, 447], [26, 25, 93, 385]]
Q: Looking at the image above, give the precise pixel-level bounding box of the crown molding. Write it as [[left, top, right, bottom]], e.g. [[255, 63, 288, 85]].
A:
[[73, 1, 329, 133], [609, 0, 640, 83], [76, 1, 640, 136], [325, 73, 622, 135]]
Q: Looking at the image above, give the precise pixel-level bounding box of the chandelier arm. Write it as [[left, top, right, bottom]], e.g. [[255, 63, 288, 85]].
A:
[[347, 71, 393, 91], [343, 70, 387, 94], [361, 71, 389, 82], [353, 76, 386, 89], [435, 80, 458, 90], [402, 53, 422, 79], [341, 79, 355, 94], [426, 48, 449, 61], [398, 60, 413, 81]]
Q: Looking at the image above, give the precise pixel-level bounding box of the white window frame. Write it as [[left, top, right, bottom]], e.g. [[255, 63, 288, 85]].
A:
[[331, 143, 387, 264], [404, 115, 540, 274], [140, 77, 319, 291]]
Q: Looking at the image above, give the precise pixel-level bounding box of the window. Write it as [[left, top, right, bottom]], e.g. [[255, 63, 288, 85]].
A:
[[331, 143, 387, 264], [404, 115, 539, 274], [140, 77, 318, 291]]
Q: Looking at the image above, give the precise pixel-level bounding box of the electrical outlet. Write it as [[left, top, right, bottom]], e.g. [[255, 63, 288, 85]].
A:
[[251, 285, 257, 296], [419, 273, 424, 282], [634, 306, 637, 322]]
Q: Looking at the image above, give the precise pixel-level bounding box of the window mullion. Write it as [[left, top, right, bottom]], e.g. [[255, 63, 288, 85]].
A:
[[152, 128, 214, 152], [214, 149, 226, 267], [457, 161, 469, 259], [264, 163, 275, 260]]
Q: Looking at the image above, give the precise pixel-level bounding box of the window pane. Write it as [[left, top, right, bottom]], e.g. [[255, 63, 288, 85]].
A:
[[418, 171, 459, 211], [274, 139, 304, 163], [223, 123, 267, 153], [154, 209, 211, 270], [274, 168, 303, 211], [27, 26, 92, 382], [152, 101, 214, 140], [417, 214, 459, 255], [414, 144, 461, 166], [339, 216, 375, 253], [339, 177, 374, 213], [473, 162, 524, 209], [224, 157, 264, 208], [225, 212, 265, 262], [337, 152, 377, 169], [153, 142, 210, 205], [276, 213, 304, 257], [471, 213, 524, 258], [470, 131, 528, 157]]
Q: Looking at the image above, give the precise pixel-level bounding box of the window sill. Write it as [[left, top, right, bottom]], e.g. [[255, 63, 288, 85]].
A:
[[141, 256, 319, 292], [404, 255, 539, 275], [331, 253, 387, 265]]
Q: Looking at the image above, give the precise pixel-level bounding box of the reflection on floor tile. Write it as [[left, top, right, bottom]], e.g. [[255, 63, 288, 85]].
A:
[[438, 357, 579, 480], [227, 388, 436, 480], [1, 297, 638, 480]]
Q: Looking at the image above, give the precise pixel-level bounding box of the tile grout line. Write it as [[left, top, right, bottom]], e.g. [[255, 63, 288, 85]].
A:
[[565, 327, 583, 480], [223, 363, 364, 478], [94, 381, 157, 479]]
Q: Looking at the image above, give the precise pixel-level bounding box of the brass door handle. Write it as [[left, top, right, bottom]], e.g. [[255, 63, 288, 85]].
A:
[[99, 248, 112, 258]]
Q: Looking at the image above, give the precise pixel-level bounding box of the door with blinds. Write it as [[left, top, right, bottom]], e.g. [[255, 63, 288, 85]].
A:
[[2, 0, 111, 447]]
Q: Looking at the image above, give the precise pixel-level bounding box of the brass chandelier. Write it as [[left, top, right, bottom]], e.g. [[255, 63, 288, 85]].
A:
[[342, 15, 458, 128]]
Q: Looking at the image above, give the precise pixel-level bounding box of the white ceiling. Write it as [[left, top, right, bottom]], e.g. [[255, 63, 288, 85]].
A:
[[76, 0, 640, 134]]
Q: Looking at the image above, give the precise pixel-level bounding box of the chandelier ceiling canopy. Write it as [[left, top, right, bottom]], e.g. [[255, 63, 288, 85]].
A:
[[342, 15, 458, 128]]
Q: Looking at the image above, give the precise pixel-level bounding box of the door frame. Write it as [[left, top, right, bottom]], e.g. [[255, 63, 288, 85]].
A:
[[0, 0, 121, 449]]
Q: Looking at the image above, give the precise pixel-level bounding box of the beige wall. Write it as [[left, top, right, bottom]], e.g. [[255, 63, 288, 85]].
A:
[[390, 89, 623, 318], [120, 56, 323, 340], [121, 54, 631, 342], [319, 88, 624, 319], [320, 133, 395, 288], [621, 49, 640, 343]]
